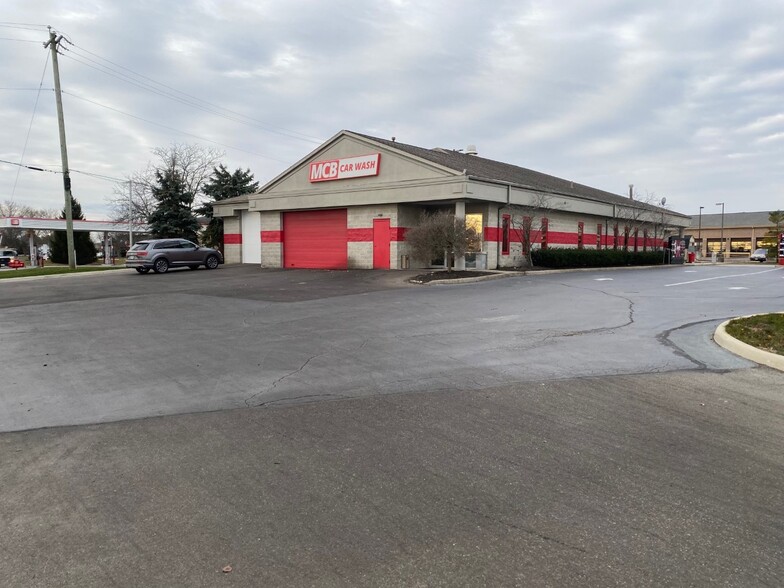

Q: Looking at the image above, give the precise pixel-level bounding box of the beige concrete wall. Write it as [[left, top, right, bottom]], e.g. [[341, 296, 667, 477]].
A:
[[260, 212, 282, 268], [223, 216, 241, 264], [347, 204, 397, 269]]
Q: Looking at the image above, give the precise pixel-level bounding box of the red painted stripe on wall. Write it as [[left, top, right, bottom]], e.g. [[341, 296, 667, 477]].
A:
[[261, 230, 282, 243], [484, 227, 500, 242], [348, 228, 373, 242], [391, 227, 407, 241], [224, 233, 242, 245], [343, 227, 407, 242]]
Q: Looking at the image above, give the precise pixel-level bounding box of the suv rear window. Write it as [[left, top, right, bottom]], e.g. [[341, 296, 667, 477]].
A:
[[130, 243, 149, 251]]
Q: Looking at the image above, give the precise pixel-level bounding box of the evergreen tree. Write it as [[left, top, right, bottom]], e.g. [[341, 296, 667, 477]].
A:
[[198, 165, 259, 248], [49, 196, 98, 265], [148, 168, 200, 242]]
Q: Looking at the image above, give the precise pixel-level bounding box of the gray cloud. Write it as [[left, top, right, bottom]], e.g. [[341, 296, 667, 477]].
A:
[[1, 0, 782, 219]]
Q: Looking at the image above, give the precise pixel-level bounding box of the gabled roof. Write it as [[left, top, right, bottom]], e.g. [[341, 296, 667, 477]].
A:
[[351, 131, 688, 218]]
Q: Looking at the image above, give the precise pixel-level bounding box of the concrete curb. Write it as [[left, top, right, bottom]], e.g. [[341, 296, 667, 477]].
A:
[[416, 272, 520, 285], [412, 263, 677, 285], [714, 314, 784, 372]]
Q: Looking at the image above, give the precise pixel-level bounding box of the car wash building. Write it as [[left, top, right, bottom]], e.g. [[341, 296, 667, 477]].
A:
[[213, 130, 691, 269]]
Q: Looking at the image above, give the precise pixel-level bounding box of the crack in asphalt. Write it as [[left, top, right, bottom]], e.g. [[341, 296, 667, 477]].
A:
[[445, 499, 588, 554], [244, 353, 323, 407], [254, 393, 348, 407], [655, 317, 736, 371]]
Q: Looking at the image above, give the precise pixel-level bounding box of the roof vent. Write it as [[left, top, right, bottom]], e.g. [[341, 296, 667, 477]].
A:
[[465, 144, 478, 155]]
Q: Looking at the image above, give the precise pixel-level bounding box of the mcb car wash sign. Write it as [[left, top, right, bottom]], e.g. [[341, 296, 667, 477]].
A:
[[309, 153, 381, 183]]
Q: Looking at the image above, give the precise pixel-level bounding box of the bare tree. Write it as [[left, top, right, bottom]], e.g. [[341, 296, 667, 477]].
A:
[[405, 211, 478, 272], [0, 199, 58, 249], [106, 143, 224, 224], [615, 190, 668, 252], [507, 193, 557, 268]]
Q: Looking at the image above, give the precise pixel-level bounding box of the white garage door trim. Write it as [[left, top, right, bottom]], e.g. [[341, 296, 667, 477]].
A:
[[241, 210, 261, 264]]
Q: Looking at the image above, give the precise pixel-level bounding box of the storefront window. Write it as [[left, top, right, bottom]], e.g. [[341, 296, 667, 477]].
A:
[[596, 224, 603, 248], [706, 239, 723, 253], [541, 218, 549, 250], [730, 239, 751, 253], [577, 222, 584, 249]]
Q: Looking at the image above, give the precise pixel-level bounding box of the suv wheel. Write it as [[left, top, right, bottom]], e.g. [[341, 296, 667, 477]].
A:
[[153, 258, 169, 273], [205, 255, 219, 269]]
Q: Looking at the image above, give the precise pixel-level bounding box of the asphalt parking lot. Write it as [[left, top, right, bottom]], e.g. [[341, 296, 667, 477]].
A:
[[2, 263, 782, 432], [1, 264, 783, 586]]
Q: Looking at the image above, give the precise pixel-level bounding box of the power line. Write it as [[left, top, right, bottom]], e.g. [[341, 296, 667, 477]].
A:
[[0, 23, 48, 32], [63, 41, 323, 144], [61, 90, 291, 163], [60, 52, 286, 134], [0, 37, 43, 43], [0, 158, 58, 173], [12, 50, 50, 198]]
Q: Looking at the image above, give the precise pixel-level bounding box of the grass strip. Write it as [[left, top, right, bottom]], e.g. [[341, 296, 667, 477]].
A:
[[725, 313, 784, 356], [0, 266, 125, 280]]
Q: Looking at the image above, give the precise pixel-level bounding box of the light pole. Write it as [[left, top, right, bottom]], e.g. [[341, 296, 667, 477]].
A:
[[698, 206, 704, 256], [716, 202, 725, 260]]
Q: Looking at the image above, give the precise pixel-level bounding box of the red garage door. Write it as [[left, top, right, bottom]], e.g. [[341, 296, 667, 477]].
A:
[[283, 209, 348, 269]]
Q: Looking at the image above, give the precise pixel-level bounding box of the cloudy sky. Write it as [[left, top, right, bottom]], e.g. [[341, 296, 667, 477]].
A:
[[1, 0, 783, 220]]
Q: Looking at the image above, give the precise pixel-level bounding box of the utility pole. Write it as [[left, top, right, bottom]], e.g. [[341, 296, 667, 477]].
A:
[[44, 27, 75, 269]]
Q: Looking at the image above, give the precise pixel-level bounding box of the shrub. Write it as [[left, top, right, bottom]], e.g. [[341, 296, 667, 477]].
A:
[[530, 248, 664, 269]]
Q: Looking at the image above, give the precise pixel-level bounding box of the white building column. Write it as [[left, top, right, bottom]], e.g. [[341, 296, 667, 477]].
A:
[[454, 201, 466, 270]]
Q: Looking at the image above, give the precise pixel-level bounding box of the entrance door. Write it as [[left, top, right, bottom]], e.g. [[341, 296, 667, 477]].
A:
[[373, 218, 391, 269]]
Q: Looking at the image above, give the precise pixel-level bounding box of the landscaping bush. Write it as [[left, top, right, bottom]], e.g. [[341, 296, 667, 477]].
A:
[[531, 248, 665, 269]]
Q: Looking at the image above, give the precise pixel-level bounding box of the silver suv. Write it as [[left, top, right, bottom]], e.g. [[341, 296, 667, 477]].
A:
[[126, 239, 223, 274]]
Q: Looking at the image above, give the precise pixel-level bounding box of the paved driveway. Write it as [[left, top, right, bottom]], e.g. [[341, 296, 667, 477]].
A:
[[2, 264, 784, 586], [1, 264, 782, 432]]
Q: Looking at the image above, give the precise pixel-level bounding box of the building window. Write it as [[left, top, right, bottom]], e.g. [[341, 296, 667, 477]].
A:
[[541, 218, 549, 250], [613, 224, 619, 250], [577, 222, 584, 249], [643, 229, 648, 252], [501, 214, 510, 255], [623, 226, 630, 251], [706, 239, 723, 253], [597, 224, 603, 248], [465, 213, 483, 252], [730, 239, 752, 253], [756, 237, 776, 250], [633, 228, 639, 252]]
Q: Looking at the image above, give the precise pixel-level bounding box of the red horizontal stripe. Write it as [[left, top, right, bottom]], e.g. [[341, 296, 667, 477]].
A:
[[484, 227, 500, 242], [391, 227, 407, 241], [348, 228, 373, 242], [224, 233, 242, 245], [261, 230, 282, 243]]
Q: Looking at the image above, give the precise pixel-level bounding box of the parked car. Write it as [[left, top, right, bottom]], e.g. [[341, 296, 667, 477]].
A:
[[0, 249, 19, 267], [125, 239, 223, 274], [750, 248, 767, 263]]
